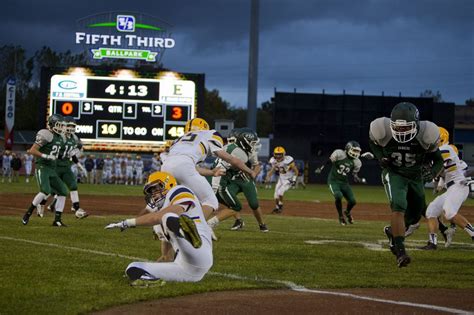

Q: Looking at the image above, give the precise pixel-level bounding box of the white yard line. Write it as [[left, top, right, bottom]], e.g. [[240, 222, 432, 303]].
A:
[[0, 235, 472, 314]]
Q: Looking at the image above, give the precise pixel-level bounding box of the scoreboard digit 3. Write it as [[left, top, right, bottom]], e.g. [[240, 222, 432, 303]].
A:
[[46, 68, 201, 151]]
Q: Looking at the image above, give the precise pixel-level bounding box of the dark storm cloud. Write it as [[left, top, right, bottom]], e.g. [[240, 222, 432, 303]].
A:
[[1, 0, 472, 105]]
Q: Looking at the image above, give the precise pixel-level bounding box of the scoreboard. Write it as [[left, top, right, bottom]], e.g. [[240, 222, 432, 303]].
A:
[[45, 68, 202, 152]]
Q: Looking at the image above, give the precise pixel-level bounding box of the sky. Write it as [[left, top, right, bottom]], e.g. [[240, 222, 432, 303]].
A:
[[2, 0, 473, 106]]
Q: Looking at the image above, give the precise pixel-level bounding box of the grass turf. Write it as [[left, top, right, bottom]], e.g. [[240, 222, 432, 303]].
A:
[[0, 212, 473, 314], [1, 180, 473, 313]]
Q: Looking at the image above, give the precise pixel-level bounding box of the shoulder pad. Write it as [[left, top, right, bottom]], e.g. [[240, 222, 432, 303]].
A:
[[284, 155, 294, 165], [269, 157, 276, 164], [330, 149, 346, 161], [369, 117, 392, 147], [416, 121, 440, 151], [37, 129, 54, 142]]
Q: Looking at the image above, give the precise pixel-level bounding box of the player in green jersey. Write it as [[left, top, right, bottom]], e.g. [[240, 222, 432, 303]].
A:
[[315, 141, 373, 225], [22, 114, 69, 227], [369, 102, 443, 267], [46, 116, 89, 219], [207, 128, 268, 233]]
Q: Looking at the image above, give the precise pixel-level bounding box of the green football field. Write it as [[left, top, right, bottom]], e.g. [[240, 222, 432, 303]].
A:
[[0, 181, 473, 314]]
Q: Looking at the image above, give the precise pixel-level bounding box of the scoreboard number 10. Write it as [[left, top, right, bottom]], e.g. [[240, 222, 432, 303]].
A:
[[101, 123, 118, 135]]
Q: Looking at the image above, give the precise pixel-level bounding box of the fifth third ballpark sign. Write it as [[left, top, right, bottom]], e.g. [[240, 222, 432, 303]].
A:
[[75, 12, 175, 63]]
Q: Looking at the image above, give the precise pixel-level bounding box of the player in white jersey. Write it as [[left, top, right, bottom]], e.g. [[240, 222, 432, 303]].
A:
[[105, 171, 212, 285], [23, 153, 34, 183], [265, 146, 299, 214], [161, 118, 258, 219], [2, 150, 12, 183], [124, 154, 134, 185], [103, 155, 114, 184], [134, 155, 144, 185], [421, 127, 474, 249], [150, 153, 162, 172], [113, 153, 123, 184]]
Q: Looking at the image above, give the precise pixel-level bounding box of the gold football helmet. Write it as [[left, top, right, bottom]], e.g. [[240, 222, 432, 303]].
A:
[[184, 118, 210, 132], [143, 171, 177, 209], [439, 127, 449, 146], [273, 146, 285, 161]]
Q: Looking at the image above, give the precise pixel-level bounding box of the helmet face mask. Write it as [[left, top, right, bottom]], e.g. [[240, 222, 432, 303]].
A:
[[47, 114, 65, 134], [143, 172, 177, 209], [63, 116, 77, 135], [390, 102, 419, 143], [345, 141, 361, 159], [273, 146, 285, 161]]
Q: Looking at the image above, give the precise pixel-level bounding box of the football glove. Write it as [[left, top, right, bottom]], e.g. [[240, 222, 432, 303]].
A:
[[361, 152, 374, 160], [41, 153, 56, 161], [314, 166, 324, 174], [289, 176, 297, 186], [105, 219, 136, 231], [379, 157, 391, 168]]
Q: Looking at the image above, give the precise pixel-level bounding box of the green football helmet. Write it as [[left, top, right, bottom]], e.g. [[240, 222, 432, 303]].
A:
[[236, 128, 260, 154], [345, 141, 361, 159], [47, 114, 65, 134], [227, 128, 241, 144], [390, 102, 419, 143], [63, 116, 77, 135]]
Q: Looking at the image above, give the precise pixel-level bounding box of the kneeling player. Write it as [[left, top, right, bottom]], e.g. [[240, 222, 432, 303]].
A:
[[105, 171, 213, 285]]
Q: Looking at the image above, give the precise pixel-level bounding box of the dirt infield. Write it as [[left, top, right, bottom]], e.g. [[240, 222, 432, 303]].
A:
[[2, 192, 474, 314]]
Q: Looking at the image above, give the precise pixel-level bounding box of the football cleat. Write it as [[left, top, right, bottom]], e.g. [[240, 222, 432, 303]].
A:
[[338, 217, 347, 226], [344, 211, 353, 224], [52, 220, 67, 227], [36, 205, 45, 218], [75, 208, 89, 219], [396, 253, 411, 268], [259, 224, 269, 232], [130, 278, 166, 288], [47, 204, 55, 213], [178, 215, 202, 248], [420, 242, 437, 250], [22, 212, 31, 225], [404, 223, 420, 237], [70, 207, 76, 213], [445, 228, 456, 248], [230, 219, 245, 231]]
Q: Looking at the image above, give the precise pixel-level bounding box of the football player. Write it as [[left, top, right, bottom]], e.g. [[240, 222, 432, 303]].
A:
[[265, 146, 299, 214], [105, 171, 213, 285], [1, 150, 12, 183], [22, 114, 70, 226], [420, 127, 474, 249], [161, 118, 258, 219], [23, 151, 34, 183], [46, 116, 88, 219], [315, 141, 371, 225], [369, 102, 443, 267], [134, 155, 144, 185], [207, 128, 269, 233]]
